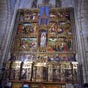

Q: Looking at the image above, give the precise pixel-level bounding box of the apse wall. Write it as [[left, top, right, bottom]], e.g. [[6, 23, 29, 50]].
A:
[[0, 0, 88, 85]]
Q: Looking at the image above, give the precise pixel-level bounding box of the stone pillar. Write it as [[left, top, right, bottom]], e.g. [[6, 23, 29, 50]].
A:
[[0, 0, 20, 68], [74, 0, 88, 84], [80, 0, 88, 83], [0, 0, 8, 69]]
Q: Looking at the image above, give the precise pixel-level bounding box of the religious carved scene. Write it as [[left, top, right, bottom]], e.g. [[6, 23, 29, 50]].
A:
[[4, 6, 78, 85]]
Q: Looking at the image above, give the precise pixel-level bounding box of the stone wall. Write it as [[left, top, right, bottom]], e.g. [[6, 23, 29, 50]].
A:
[[0, 0, 9, 68]]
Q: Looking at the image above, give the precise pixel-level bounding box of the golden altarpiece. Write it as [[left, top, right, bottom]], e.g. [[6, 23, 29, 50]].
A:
[[4, 5, 79, 88]]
